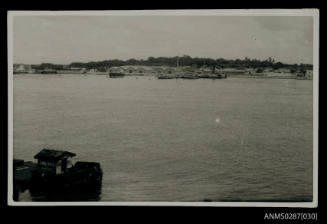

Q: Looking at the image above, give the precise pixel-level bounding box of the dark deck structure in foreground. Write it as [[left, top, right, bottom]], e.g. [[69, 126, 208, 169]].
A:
[[34, 149, 76, 175], [13, 149, 103, 201]]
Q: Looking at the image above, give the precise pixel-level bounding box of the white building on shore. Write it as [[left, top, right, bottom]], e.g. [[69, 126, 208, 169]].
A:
[[14, 64, 33, 73]]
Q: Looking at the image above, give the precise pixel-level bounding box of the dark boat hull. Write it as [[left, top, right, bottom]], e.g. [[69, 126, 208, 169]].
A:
[[41, 71, 58, 74], [31, 162, 102, 191], [14, 161, 103, 199], [109, 73, 125, 78]]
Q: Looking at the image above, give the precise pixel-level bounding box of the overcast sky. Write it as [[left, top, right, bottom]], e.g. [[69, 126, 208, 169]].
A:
[[13, 15, 313, 65]]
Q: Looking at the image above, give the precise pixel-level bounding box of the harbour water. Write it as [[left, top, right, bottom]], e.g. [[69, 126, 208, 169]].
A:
[[13, 74, 313, 202]]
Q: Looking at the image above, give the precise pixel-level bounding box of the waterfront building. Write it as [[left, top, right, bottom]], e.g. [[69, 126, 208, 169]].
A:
[[123, 66, 136, 75], [120, 65, 154, 75], [305, 70, 313, 79], [164, 67, 176, 74], [152, 66, 166, 74], [134, 66, 146, 75], [109, 66, 125, 73], [86, 68, 98, 74], [221, 68, 246, 75], [14, 64, 32, 74]]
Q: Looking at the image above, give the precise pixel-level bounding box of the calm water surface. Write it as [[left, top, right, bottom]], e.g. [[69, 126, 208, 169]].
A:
[[13, 74, 313, 202]]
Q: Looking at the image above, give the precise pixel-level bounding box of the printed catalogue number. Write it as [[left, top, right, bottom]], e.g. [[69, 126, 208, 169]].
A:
[[264, 213, 318, 221]]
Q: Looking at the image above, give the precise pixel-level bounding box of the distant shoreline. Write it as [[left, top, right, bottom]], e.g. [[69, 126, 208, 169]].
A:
[[13, 73, 313, 80]]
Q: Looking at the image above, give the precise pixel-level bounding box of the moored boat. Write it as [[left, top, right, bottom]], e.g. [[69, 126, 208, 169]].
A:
[[41, 69, 58, 74], [180, 73, 199, 79], [157, 74, 175, 79], [13, 149, 103, 200], [211, 73, 227, 79], [109, 72, 125, 78]]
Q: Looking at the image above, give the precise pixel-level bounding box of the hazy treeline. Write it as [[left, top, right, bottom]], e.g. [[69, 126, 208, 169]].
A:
[[31, 55, 313, 71]]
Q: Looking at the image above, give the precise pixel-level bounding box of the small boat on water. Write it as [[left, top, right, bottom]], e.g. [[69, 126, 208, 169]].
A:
[[180, 73, 199, 79], [198, 72, 227, 79], [210, 73, 227, 79], [197, 65, 227, 79], [157, 74, 175, 79], [41, 69, 58, 74], [13, 149, 103, 201], [109, 72, 125, 78], [198, 73, 211, 79]]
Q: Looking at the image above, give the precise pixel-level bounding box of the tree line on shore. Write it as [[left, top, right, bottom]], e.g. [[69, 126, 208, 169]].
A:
[[31, 55, 313, 72]]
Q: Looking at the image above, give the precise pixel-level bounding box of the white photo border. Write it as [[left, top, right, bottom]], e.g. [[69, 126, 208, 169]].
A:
[[7, 9, 319, 207]]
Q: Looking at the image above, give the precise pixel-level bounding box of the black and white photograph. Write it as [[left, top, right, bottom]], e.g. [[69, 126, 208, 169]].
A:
[[7, 9, 319, 207]]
